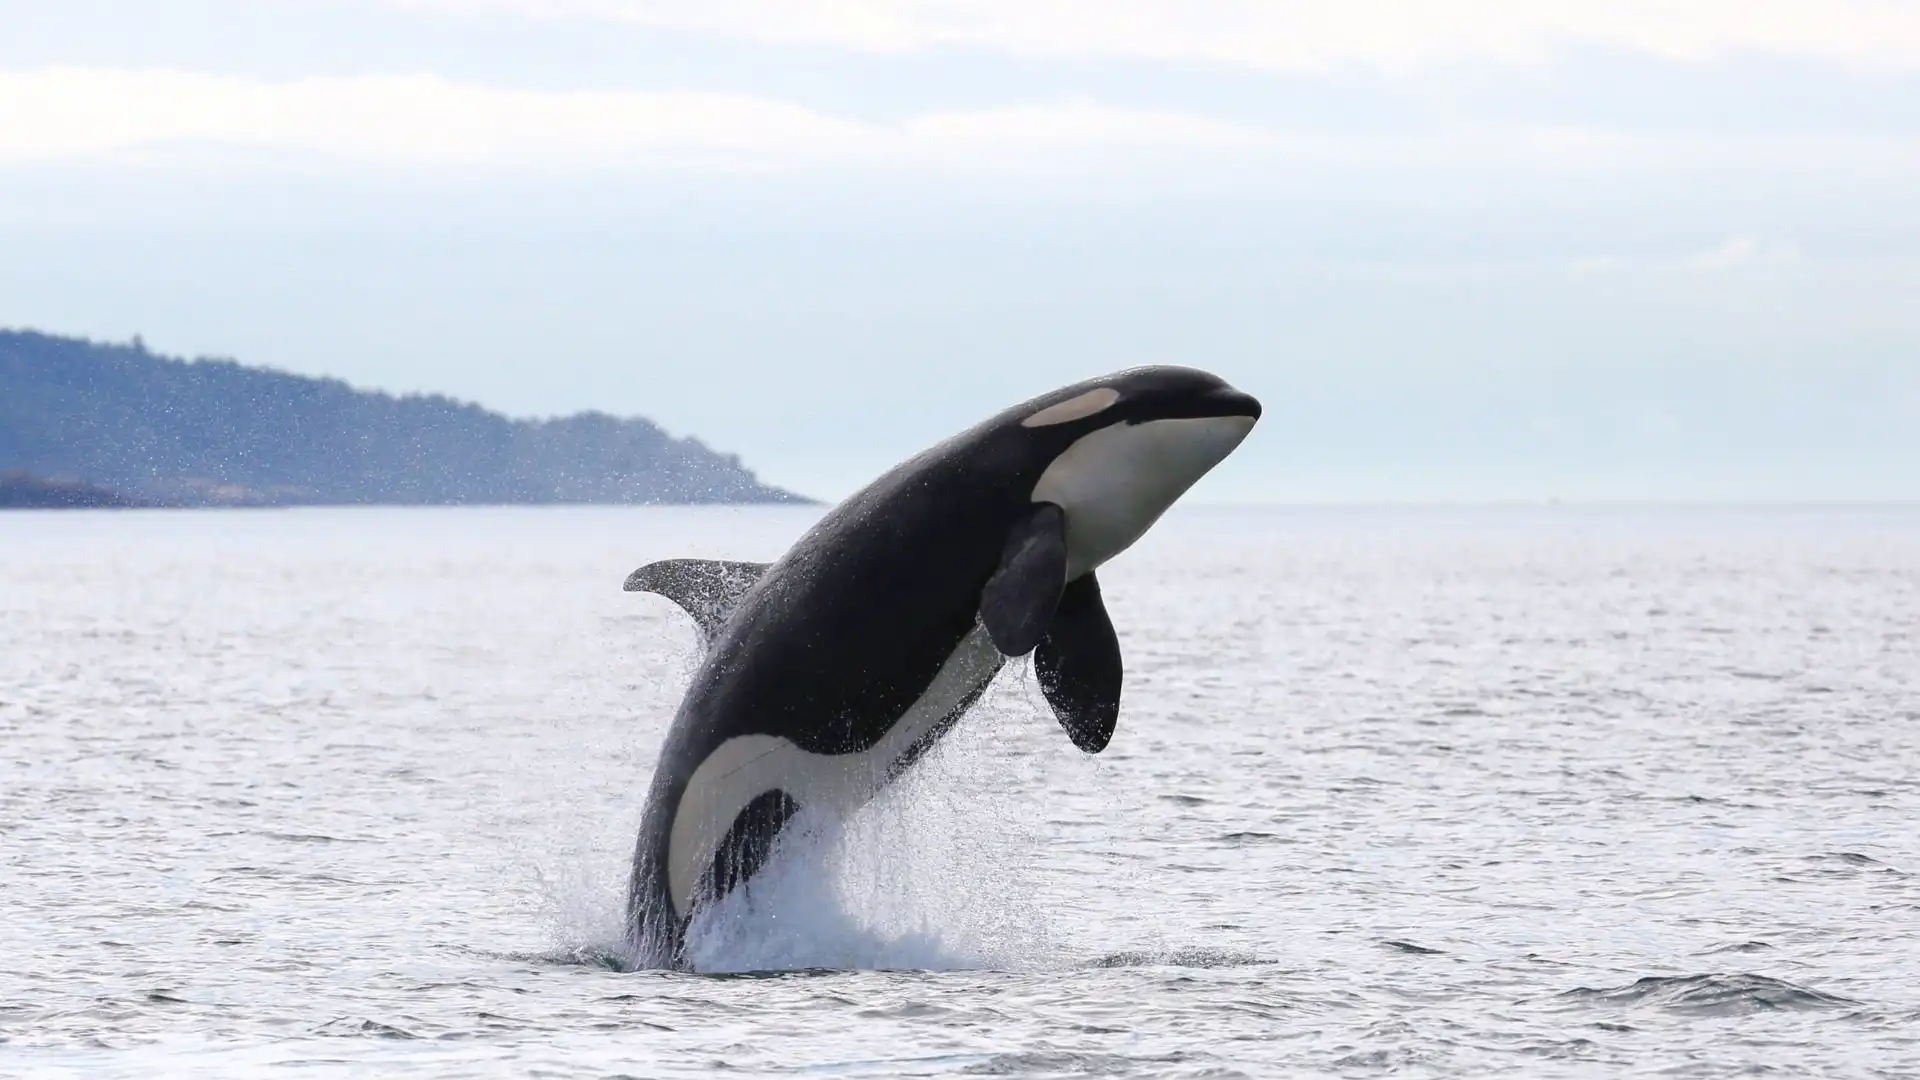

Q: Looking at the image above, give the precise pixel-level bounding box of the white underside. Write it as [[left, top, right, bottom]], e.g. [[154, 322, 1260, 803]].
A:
[[665, 625, 1006, 915], [1032, 415, 1257, 578]]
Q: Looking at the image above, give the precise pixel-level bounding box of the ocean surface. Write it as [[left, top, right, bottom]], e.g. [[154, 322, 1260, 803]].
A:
[[3, 505, 1918, 1078]]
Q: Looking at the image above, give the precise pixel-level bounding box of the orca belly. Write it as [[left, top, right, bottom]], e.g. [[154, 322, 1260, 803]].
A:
[[661, 626, 1006, 926]]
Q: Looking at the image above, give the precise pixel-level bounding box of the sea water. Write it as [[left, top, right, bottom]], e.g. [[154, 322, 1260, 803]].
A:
[[2, 505, 1918, 1077]]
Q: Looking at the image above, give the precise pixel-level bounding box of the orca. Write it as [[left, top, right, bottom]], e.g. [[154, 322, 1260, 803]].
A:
[[621, 366, 1260, 969]]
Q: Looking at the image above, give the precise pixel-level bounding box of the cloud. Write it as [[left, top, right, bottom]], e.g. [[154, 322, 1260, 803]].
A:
[[3, 68, 1915, 182], [904, 101, 1263, 154], [0, 69, 870, 166], [1568, 255, 1628, 276], [1685, 235, 1804, 271], [0, 68, 1276, 171], [388, 0, 1920, 73], [1569, 236, 1807, 275]]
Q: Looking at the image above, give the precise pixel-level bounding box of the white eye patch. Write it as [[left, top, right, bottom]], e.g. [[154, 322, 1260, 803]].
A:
[[1021, 387, 1121, 428]]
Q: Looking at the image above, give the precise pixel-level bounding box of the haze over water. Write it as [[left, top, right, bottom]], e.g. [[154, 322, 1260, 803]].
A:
[[4, 505, 1918, 1077]]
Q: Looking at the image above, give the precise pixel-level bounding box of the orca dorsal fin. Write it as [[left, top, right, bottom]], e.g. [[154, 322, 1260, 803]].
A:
[[624, 559, 770, 644], [1035, 571, 1121, 753]]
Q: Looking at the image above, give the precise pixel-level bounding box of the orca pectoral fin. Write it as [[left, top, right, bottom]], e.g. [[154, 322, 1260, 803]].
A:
[[624, 558, 770, 643], [979, 502, 1068, 657], [1035, 571, 1121, 753]]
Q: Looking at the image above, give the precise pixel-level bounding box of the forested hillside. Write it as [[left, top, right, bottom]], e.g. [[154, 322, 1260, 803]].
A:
[[0, 330, 802, 507]]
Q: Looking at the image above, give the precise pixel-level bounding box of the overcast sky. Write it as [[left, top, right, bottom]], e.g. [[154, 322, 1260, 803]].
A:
[[4, 0, 1918, 501]]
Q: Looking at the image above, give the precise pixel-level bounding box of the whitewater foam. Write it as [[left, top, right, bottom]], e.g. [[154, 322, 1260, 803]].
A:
[[537, 676, 1078, 975], [681, 690, 1067, 974]]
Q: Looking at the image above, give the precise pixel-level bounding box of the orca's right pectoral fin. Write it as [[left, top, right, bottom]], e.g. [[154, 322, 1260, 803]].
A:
[[624, 558, 770, 644], [979, 502, 1068, 657], [1035, 571, 1121, 753]]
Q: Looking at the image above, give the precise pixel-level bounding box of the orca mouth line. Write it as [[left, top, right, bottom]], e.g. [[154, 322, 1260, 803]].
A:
[[1139, 387, 1261, 425], [1210, 388, 1262, 422]]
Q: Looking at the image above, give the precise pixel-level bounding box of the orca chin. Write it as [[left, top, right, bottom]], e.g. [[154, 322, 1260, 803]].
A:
[[619, 365, 1260, 970], [1034, 413, 1256, 579]]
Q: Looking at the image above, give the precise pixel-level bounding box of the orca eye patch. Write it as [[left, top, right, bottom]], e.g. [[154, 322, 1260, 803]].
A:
[[1021, 387, 1121, 428]]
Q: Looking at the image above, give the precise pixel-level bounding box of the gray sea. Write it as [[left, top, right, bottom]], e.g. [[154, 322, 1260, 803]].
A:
[[3, 505, 1918, 1078]]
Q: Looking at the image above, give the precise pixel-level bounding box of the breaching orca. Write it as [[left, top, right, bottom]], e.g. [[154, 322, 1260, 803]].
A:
[[622, 366, 1260, 968]]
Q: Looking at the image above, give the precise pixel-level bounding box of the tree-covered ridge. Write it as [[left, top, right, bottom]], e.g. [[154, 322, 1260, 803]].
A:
[[0, 329, 804, 507]]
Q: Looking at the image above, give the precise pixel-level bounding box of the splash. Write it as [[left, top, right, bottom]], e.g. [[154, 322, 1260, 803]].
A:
[[536, 680, 1079, 974], [678, 810, 968, 973], [681, 696, 1065, 974]]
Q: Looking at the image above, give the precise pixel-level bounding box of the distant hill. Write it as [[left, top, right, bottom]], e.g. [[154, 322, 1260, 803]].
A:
[[0, 470, 139, 509], [0, 329, 805, 507]]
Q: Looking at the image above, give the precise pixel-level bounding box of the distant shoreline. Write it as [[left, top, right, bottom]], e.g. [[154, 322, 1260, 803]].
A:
[[3, 328, 812, 507], [0, 470, 825, 511], [0, 472, 140, 509]]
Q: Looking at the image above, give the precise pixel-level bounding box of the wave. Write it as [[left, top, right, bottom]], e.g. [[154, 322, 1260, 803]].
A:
[[1085, 947, 1275, 969], [1559, 973, 1860, 1016]]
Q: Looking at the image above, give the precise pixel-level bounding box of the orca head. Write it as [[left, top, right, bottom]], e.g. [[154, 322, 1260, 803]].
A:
[[1022, 366, 1261, 577]]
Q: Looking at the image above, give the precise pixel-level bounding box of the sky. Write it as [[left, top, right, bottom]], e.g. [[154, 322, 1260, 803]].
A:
[[3, 1, 1918, 502]]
